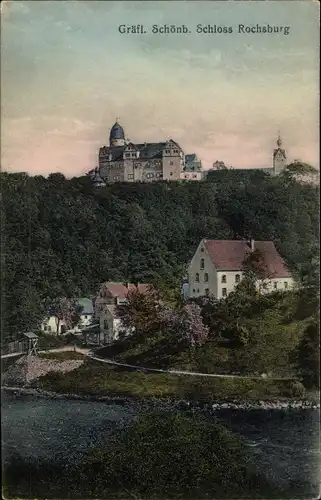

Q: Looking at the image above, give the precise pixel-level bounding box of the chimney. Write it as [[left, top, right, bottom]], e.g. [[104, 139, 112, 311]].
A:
[[250, 239, 255, 251]]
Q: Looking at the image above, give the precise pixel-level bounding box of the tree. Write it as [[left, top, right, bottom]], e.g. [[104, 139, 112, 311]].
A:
[[296, 321, 320, 388], [242, 248, 274, 292], [1, 167, 319, 343], [284, 161, 319, 183], [46, 298, 83, 335], [116, 287, 161, 341], [161, 302, 209, 348]]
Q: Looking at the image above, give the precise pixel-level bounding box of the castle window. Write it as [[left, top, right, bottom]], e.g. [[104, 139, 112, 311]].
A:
[[200, 259, 204, 270], [204, 273, 208, 283], [235, 274, 240, 283], [221, 275, 227, 283], [222, 288, 227, 297], [195, 273, 200, 282]]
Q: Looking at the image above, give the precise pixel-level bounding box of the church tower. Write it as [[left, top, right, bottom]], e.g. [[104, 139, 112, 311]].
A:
[[273, 133, 287, 175], [109, 120, 126, 147]]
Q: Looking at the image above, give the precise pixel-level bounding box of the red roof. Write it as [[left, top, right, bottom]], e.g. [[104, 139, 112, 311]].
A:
[[203, 240, 291, 278], [137, 283, 151, 294], [102, 282, 152, 299]]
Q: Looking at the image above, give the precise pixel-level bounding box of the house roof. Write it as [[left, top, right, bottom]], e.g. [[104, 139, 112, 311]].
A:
[[22, 332, 38, 339], [137, 283, 151, 294], [99, 141, 183, 162], [203, 239, 291, 277], [76, 298, 94, 315], [185, 154, 197, 162], [102, 282, 152, 299], [81, 323, 100, 333]]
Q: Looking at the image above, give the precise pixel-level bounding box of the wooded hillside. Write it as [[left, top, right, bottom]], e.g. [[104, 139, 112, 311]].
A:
[[1, 168, 319, 341]]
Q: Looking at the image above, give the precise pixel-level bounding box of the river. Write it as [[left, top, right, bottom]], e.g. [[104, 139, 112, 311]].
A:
[[2, 393, 320, 498]]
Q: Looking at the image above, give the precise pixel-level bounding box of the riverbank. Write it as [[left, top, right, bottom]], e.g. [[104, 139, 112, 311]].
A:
[[2, 354, 319, 408], [2, 384, 320, 411]]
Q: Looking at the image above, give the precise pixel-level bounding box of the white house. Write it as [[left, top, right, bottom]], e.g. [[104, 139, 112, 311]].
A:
[[41, 316, 67, 335], [95, 282, 151, 343], [41, 297, 94, 335], [72, 298, 94, 332], [187, 239, 294, 300]]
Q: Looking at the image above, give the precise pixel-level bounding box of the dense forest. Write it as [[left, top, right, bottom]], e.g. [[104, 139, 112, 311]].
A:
[[1, 166, 319, 343]]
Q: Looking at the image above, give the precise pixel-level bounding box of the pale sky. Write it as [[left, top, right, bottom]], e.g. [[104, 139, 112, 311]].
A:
[[1, 0, 319, 176]]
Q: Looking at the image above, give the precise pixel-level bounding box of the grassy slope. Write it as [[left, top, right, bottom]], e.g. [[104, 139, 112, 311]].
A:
[[33, 358, 313, 402], [97, 292, 312, 377]]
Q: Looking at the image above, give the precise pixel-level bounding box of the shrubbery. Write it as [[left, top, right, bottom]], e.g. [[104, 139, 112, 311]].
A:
[[3, 412, 279, 499]]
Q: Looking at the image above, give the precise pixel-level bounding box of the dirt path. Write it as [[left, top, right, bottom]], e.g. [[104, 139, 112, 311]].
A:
[[86, 352, 293, 381]]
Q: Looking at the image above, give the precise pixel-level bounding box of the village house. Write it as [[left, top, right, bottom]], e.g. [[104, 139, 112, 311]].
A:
[[41, 297, 94, 335], [187, 239, 294, 300], [71, 298, 94, 332], [94, 282, 151, 343]]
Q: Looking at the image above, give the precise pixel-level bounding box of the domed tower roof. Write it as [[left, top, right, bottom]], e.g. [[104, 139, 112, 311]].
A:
[[109, 120, 125, 142]]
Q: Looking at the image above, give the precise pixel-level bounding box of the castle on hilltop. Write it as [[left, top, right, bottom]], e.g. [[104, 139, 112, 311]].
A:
[[90, 122, 288, 186], [90, 120, 203, 186]]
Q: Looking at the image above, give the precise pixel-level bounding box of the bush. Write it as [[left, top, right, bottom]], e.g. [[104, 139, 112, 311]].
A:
[[288, 380, 306, 398], [3, 412, 277, 499]]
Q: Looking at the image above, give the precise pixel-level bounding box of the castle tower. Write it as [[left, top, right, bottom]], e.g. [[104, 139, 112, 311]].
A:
[[273, 133, 287, 175], [109, 120, 126, 147]]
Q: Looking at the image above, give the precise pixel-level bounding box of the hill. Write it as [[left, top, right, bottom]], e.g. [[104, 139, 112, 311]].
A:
[[1, 169, 319, 341]]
